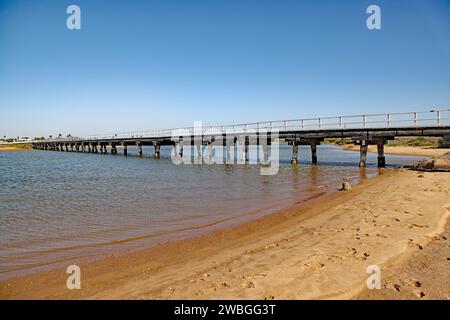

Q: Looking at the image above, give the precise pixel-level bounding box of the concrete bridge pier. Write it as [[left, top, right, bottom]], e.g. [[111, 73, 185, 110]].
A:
[[204, 143, 213, 164], [262, 144, 270, 164], [154, 143, 161, 159], [290, 143, 299, 164], [240, 136, 249, 164], [310, 143, 318, 165], [194, 144, 202, 163], [136, 141, 142, 157], [226, 145, 232, 164], [225, 136, 236, 164], [377, 142, 385, 167], [173, 141, 183, 163], [65, 144, 68, 152], [111, 144, 117, 155], [123, 143, 128, 156], [359, 141, 368, 167]]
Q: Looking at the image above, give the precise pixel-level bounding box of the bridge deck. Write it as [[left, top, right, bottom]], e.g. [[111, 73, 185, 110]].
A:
[[27, 109, 450, 168]]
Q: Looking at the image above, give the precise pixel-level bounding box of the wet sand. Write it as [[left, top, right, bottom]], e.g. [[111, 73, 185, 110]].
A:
[[341, 144, 450, 157], [1, 168, 449, 299]]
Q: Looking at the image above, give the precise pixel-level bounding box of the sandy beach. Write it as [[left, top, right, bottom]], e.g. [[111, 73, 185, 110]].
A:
[[0, 144, 31, 151], [1, 167, 449, 299], [341, 144, 450, 157]]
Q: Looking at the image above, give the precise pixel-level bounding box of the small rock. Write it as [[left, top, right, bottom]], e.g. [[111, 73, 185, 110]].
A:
[[341, 181, 352, 191]]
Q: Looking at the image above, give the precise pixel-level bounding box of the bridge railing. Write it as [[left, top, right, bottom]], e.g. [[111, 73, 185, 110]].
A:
[[35, 109, 450, 143]]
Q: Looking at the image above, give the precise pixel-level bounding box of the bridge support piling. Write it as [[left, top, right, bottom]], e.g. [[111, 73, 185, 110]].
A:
[[359, 141, 368, 167], [204, 143, 213, 164], [195, 144, 201, 163], [291, 143, 299, 164], [226, 145, 232, 164], [123, 144, 128, 156], [240, 136, 249, 164], [111, 144, 117, 155], [173, 142, 183, 162], [310, 143, 317, 165], [136, 142, 142, 157], [262, 145, 270, 164], [377, 143, 385, 168], [154, 143, 161, 159]]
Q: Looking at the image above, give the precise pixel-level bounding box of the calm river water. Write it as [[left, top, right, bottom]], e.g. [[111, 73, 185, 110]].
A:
[[0, 144, 423, 279]]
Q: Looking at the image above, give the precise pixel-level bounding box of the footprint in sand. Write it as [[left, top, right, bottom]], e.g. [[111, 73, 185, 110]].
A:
[[347, 247, 358, 256], [223, 266, 232, 273], [303, 262, 325, 270], [264, 238, 289, 250], [407, 239, 423, 250], [359, 252, 370, 261], [414, 290, 426, 298], [265, 243, 279, 249], [208, 283, 218, 291], [242, 273, 267, 280], [167, 287, 176, 294], [245, 249, 253, 255], [407, 223, 429, 229], [241, 281, 255, 289]]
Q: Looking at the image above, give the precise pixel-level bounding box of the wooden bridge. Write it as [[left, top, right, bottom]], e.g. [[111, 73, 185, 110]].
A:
[[30, 109, 450, 167]]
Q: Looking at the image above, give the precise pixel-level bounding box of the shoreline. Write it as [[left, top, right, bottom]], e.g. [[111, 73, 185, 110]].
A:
[[1, 168, 449, 299], [339, 144, 450, 157], [0, 143, 32, 152]]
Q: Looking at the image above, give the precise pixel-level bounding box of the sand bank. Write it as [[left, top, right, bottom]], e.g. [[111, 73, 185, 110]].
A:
[[341, 144, 450, 157], [0, 144, 31, 151], [1, 168, 449, 299]]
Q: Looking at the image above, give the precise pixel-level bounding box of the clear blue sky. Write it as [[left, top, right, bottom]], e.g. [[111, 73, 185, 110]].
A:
[[1, 0, 449, 138]]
